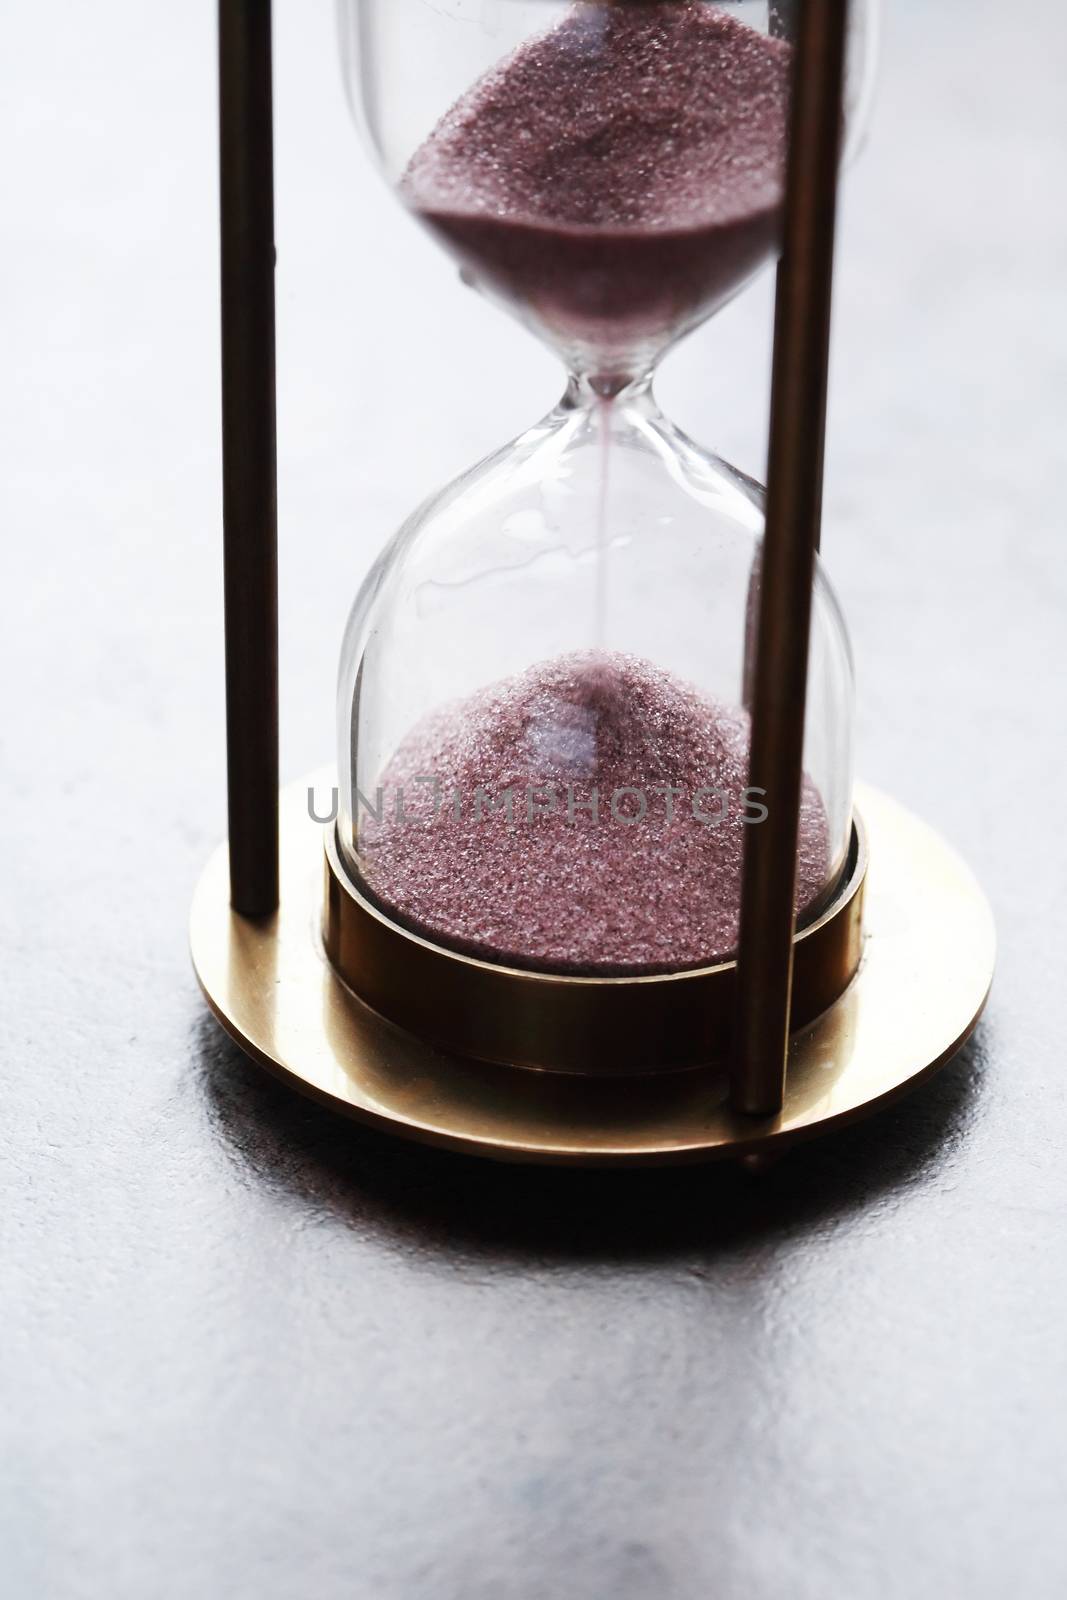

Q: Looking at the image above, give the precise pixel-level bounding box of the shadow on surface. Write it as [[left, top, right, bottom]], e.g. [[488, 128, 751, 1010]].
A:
[[194, 1007, 988, 1266]]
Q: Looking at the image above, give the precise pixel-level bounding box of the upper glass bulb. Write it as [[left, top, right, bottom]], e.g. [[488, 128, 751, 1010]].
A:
[[340, 0, 877, 383]]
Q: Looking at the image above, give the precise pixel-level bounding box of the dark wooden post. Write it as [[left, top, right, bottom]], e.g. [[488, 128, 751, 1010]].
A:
[[732, 0, 851, 1115], [218, 0, 280, 916]]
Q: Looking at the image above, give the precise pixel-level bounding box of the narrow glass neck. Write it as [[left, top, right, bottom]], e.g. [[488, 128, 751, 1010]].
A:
[[563, 369, 656, 413]]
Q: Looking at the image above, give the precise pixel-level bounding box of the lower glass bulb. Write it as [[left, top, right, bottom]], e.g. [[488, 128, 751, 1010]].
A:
[[337, 383, 854, 974]]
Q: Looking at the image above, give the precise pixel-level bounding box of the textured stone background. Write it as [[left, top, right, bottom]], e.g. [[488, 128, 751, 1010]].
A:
[[2, 2, 1065, 1596]]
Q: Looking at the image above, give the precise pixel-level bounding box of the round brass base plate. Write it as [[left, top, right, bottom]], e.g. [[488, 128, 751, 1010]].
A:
[[190, 774, 994, 1167]]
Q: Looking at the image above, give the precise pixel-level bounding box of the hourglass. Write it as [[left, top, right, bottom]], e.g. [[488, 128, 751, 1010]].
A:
[[192, 0, 994, 1163]]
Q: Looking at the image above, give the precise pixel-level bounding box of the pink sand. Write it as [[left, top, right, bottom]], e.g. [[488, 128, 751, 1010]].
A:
[[401, 2, 792, 371], [357, 653, 829, 975]]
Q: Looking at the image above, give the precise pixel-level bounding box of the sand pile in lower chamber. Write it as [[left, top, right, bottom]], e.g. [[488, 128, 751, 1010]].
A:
[[356, 652, 829, 975]]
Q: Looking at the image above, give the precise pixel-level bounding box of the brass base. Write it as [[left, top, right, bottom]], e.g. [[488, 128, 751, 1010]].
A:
[[190, 772, 994, 1167], [323, 815, 867, 1076]]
